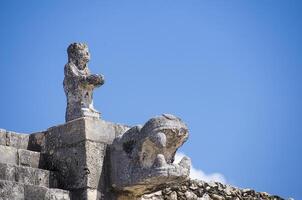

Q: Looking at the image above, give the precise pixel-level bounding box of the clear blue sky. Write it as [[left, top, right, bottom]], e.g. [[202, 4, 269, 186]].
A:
[[0, 0, 301, 199]]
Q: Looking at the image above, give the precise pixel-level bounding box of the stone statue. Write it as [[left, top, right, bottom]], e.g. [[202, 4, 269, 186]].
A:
[[63, 43, 104, 122], [110, 114, 191, 198]]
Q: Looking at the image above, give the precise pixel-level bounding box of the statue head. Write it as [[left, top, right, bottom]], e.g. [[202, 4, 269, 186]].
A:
[[139, 114, 189, 168], [110, 114, 191, 196], [67, 43, 90, 70]]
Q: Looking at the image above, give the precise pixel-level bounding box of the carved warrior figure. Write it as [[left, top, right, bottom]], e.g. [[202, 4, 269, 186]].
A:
[[63, 43, 104, 122], [110, 114, 191, 197]]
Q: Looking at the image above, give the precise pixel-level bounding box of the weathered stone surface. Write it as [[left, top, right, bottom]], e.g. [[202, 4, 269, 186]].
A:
[[24, 184, 70, 200], [44, 188, 70, 200], [110, 114, 191, 197], [85, 141, 107, 189], [0, 129, 6, 145], [24, 184, 49, 199], [44, 140, 106, 190], [0, 145, 18, 165], [6, 131, 29, 149], [0, 163, 58, 188], [43, 118, 126, 154], [0, 180, 24, 200], [141, 191, 164, 200], [18, 148, 41, 168], [0, 180, 70, 200], [43, 141, 87, 189], [70, 188, 104, 200], [40, 116, 129, 199], [0, 163, 16, 182], [0, 129, 45, 151], [28, 131, 46, 152], [0, 145, 41, 168], [63, 43, 105, 122]]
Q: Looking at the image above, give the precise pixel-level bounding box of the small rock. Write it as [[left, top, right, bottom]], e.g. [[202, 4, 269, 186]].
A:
[[180, 186, 187, 191], [169, 191, 177, 200], [190, 183, 198, 190], [207, 182, 217, 188], [185, 191, 198, 200], [198, 194, 211, 200], [210, 194, 224, 200]]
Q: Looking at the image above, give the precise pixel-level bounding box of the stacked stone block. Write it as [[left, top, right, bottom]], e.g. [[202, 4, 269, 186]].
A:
[[40, 118, 128, 199], [0, 129, 71, 199]]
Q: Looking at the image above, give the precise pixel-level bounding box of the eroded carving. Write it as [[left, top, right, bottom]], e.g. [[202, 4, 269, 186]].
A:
[[110, 114, 191, 197], [63, 43, 104, 122]]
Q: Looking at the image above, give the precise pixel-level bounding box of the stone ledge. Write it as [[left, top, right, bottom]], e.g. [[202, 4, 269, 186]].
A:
[[0, 145, 41, 168], [0, 163, 58, 188], [0, 129, 45, 151], [43, 117, 129, 153]]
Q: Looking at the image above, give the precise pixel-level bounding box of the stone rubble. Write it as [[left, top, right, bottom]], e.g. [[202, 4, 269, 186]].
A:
[[141, 179, 287, 200]]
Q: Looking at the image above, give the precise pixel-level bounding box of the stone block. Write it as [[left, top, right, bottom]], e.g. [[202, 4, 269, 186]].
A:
[[44, 140, 106, 190], [112, 123, 130, 137], [0, 145, 18, 165], [28, 131, 46, 152], [0, 128, 6, 145], [0, 180, 24, 200], [40, 118, 129, 198], [44, 141, 87, 189], [44, 118, 86, 152], [6, 131, 29, 149], [34, 167, 57, 188], [85, 118, 116, 143], [0, 180, 71, 200], [18, 149, 41, 168], [71, 188, 103, 200], [85, 141, 107, 189], [0, 145, 41, 168], [24, 184, 70, 200], [0, 163, 57, 188], [45, 188, 71, 200], [0, 163, 16, 182], [24, 184, 48, 200], [43, 118, 128, 154], [15, 164, 37, 185]]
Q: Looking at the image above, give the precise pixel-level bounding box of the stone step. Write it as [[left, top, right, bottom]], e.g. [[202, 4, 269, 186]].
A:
[[0, 180, 70, 200], [0, 163, 58, 188], [0, 128, 44, 152], [0, 145, 41, 168]]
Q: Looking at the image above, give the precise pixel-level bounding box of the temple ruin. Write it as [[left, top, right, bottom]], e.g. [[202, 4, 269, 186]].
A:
[[0, 43, 286, 200]]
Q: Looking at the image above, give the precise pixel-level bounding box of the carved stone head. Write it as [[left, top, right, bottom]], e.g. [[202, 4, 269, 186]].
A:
[[139, 114, 189, 168], [67, 43, 90, 70], [110, 114, 191, 197]]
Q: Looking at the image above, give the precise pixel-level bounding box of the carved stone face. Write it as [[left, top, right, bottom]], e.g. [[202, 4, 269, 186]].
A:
[[67, 43, 90, 69], [139, 114, 189, 168], [110, 114, 191, 196]]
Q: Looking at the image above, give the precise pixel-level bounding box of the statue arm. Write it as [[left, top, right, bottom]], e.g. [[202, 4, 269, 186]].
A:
[[85, 74, 105, 87], [65, 64, 104, 87]]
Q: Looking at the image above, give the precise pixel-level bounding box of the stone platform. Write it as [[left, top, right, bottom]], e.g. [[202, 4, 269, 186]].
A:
[[0, 118, 129, 200]]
